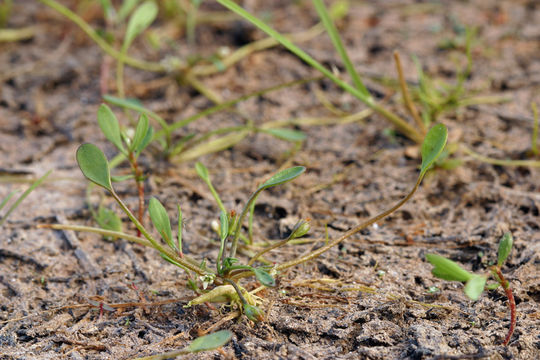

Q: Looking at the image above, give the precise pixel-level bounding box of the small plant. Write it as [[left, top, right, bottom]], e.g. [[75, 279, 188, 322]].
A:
[[426, 232, 516, 345], [43, 123, 447, 323]]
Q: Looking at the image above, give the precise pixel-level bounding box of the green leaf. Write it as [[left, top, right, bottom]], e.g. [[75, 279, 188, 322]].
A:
[[220, 210, 229, 241], [131, 114, 149, 152], [76, 144, 113, 191], [186, 330, 233, 353], [262, 128, 306, 142], [148, 197, 174, 250], [253, 268, 275, 287], [426, 253, 474, 282], [118, 0, 140, 21], [464, 275, 487, 301], [420, 124, 448, 176], [97, 104, 125, 153], [96, 206, 122, 233], [123, 1, 158, 50], [260, 166, 306, 190], [195, 162, 209, 181], [497, 232, 513, 266]]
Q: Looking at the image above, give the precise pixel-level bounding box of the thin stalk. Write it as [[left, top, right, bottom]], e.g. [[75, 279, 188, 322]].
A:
[[108, 190, 207, 275], [461, 144, 540, 167], [154, 76, 320, 139], [216, 0, 423, 144], [313, 0, 370, 97], [247, 233, 294, 267], [0, 170, 51, 226], [38, 223, 206, 275], [38, 0, 168, 73], [229, 188, 264, 258], [494, 267, 516, 346], [393, 50, 426, 134], [276, 176, 423, 271], [128, 151, 145, 237]]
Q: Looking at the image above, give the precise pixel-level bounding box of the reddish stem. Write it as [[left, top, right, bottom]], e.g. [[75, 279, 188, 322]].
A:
[[495, 267, 516, 346]]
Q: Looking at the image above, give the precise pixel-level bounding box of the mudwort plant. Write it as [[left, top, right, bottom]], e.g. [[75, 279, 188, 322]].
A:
[[426, 232, 516, 345], [43, 122, 448, 323]]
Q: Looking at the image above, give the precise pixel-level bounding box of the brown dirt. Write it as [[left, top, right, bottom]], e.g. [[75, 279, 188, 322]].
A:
[[1, 0, 539, 359]]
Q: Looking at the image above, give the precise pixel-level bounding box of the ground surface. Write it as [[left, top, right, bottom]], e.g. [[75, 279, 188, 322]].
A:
[[1, 0, 539, 359]]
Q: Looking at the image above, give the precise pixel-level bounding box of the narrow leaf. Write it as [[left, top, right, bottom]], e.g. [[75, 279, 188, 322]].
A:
[[464, 275, 487, 301], [260, 166, 305, 189], [220, 210, 229, 241], [131, 114, 149, 152], [137, 125, 154, 154], [123, 1, 158, 49], [261, 128, 306, 142], [253, 268, 275, 287], [186, 330, 233, 353], [118, 0, 140, 21], [97, 104, 125, 153], [426, 253, 473, 282], [420, 124, 448, 176], [195, 162, 209, 181], [497, 232, 513, 266], [177, 204, 183, 254], [148, 197, 174, 250], [76, 144, 113, 191]]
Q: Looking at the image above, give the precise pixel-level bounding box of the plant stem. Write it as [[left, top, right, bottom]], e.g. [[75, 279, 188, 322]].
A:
[[39, 223, 207, 276], [275, 175, 423, 271], [393, 50, 426, 134], [128, 151, 145, 237], [494, 267, 516, 346], [461, 144, 540, 167], [38, 0, 168, 73]]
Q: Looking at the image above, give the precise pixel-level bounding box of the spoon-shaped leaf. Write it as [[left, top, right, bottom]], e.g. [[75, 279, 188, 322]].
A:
[[148, 197, 174, 250], [464, 275, 487, 301], [426, 253, 473, 282], [259, 166, 306, 190], [76, 144, 113, 191], [123, 1, 158, 50], [420, 124, 448, 177], [253, 268, 275, 287], [97, 104, 125, 154], [497, 232, 513, 267], [186, 330, 233, 353]]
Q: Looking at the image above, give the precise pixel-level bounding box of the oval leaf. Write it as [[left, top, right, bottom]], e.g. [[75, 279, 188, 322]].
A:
[[148, 197, 173, 250], [464, 275, 487, 301], [420, 124, 448, 176], [253, 268, 275, 287], [497, 232, 513, 267], [426, 253, 473, 282], [76, 144, 113, 191], [123, 1, 158, 49], [260, 166, 305, 190], [263, 128, 306, 142], [195, 162, 210, 181], [97, 104, 125, 153], [186, 330, 233, 353]]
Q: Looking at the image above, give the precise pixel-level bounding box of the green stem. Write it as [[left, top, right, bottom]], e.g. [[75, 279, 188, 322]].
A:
[[38, 0, 169, 73], [215, 0, 423, 144], [275, 175, 423, 271]]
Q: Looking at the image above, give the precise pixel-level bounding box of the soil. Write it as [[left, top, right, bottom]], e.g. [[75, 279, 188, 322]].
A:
[[1, 0, 539, 359]]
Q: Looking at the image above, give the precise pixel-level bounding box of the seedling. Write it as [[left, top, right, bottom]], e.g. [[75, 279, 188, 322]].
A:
[[426, 232, 516, 345], [44, 123, 447, 324], [91, 104, 153, 236]]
